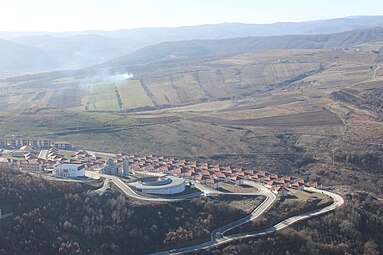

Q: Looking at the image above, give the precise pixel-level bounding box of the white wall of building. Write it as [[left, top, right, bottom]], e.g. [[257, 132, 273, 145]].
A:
[[54, 163, 85, 178], [138, 183, 185, 195]]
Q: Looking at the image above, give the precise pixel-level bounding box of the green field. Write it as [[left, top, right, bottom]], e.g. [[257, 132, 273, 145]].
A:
[[116, 80, 153, 109], [86, 83, 121, 111], [83, 80, 153, 111]]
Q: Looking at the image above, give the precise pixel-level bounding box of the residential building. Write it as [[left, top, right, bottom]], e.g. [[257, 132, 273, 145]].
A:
[[31, 138, 52, 148], [274, 186, 289, 197], [54, 163, 85, 178], [230, 176, 244, 186], [9, 138, 29, 148], [0, 138, 7, 147], [291, 182, 305, 191], [0, 158, 15, 169], [20, 159, 42, 172], [11, 146, 32, 157], [206, 179, 221, 189], [53, 141, 72, 150]]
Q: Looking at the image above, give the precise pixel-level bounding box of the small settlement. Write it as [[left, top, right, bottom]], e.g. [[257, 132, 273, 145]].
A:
[[0, 136, 322, 196]]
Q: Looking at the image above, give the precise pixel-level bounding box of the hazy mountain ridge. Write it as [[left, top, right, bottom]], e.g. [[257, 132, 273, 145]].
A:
[[103, 27, 383, 68], [12, 34, 138, 68], [1, 16, 383, 76], [2, 15, 383, 40], [0, 38, 60, 76]]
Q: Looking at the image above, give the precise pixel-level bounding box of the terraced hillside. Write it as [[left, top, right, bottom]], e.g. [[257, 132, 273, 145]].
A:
[[133, 48, 376, 106], [0, 79, 153, 112], [1, 46, 378, 112], [0, 45, 382, 197]]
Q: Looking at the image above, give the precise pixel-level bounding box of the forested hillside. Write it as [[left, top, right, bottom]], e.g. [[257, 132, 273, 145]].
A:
[[0, 168, 263, 255]]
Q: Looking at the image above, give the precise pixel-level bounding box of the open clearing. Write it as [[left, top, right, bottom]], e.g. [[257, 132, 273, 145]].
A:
[[218, 183, 259, 193]]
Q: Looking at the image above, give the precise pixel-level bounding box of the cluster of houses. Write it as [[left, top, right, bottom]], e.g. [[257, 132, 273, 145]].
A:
[[0, 138, 74, 174], [125, 154, 322, 196], [0, 147, 130, 178], [0, 147, 87, 174], [0, 143, 322, 196]]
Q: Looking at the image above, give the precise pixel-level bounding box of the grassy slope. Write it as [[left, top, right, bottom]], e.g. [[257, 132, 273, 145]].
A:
[[116, 80, 153, 109], [87, 83, 120, 111]]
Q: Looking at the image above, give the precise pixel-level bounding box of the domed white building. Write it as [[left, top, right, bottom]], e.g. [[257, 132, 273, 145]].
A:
[[130, 176, 185, 195]]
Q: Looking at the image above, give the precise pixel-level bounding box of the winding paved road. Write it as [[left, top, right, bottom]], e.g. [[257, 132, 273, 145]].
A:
[[86, 171, 202, 202], [150, 185, 344, 255], [87, 171, 343, 255]]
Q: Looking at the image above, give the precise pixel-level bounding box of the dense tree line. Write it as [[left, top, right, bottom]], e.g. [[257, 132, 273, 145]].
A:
[[0, 168, 85, 213]]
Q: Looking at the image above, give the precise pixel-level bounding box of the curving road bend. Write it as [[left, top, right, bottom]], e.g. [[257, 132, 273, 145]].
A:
[[151, 186, 344, 255], [150, 182, 275, 255], [86, 171, 202, 202], [84, 171, 344, 255]]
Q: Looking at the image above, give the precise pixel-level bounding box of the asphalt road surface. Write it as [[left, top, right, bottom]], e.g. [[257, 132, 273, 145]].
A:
[[150, 185, 344, 255], [87, 171, 343, 255]]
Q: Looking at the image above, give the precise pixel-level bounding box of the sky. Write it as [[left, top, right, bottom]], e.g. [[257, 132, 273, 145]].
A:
[[0, 0, 382, 32]]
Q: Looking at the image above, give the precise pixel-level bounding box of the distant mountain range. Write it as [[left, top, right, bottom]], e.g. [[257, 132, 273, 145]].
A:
[[0, 39, 59, 76], [0, 16, 383, 76], [11, 35, 137, 69], [103, 27, 383, 69]]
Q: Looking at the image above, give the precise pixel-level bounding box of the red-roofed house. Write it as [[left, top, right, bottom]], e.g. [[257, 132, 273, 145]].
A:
[[291, 182, 305, 191], [244, 169, 254, 175], [206, 179, 221, 189], [230, 176, 244, 186], [262, 176, 271, 183], [266, 181, 279, 188], [182, 171, 193, 178], [194, 175, 203, 183], [201, 170, 212, 178], [277, 179, 290, 187], [274, 186, 288, 196], [270, 175, 279, 180], [216, 172, 229, 182], [309, 182, 322, 189], [172, 167, 182, 176]]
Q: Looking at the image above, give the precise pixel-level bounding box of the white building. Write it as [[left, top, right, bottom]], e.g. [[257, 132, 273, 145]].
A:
[[53, 141, 72, 150], [122, 156, 129, 176], [31, 138, 52, 148], [130, 176, 186, 195], [54, 163, 85, 178]]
